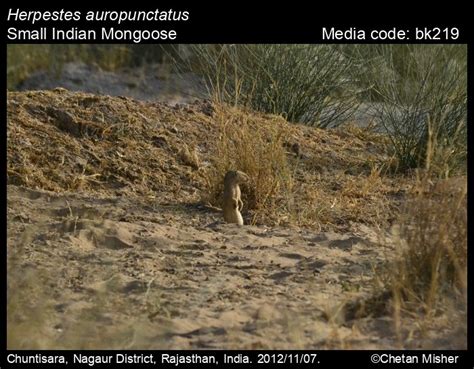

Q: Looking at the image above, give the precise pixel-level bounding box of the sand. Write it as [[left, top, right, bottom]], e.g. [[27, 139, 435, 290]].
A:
[[7, 184, 388, 349]]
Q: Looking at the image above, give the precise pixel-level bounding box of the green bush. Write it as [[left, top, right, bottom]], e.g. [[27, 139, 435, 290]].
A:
[[174, 44, 361, 127], [346, 45, 467, 173]]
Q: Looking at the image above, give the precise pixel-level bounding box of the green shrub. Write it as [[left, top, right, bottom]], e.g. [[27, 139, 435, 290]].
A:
[[346, 45, 467, 172], [174, 44, 361, 127]]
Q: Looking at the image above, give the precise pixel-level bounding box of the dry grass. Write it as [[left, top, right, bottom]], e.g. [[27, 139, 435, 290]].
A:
[[318, 119, 467, 348], [200, 110, 403, 230], [369, 124, 468, 348], [395, 175, 467, 307], [386, 172, 467, 346], [199, 105, 293, 225]]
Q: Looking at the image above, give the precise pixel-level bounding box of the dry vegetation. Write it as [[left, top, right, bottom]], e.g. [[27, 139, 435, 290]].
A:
[[7, 89, 403, 231], [7, 88, 467, 349], [379, 166, 467, 347]]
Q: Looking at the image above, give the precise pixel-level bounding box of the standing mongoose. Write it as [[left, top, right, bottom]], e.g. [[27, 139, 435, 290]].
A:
[[223, 170, 249, 225]]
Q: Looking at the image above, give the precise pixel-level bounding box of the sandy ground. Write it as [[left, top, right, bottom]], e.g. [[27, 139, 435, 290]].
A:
[[8, 184, 404, 349], [8, 184, 465, 350]]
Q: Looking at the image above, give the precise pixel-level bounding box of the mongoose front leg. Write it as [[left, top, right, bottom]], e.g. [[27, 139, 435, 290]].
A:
[[238, 198, 243, 211], [233, 198, 239, 209]]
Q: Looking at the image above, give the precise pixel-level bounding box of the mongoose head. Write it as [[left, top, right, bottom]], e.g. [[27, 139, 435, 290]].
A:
[[224, 170, 249, 185]]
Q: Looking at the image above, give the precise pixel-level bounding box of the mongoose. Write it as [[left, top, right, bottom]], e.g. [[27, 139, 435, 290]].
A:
[[223, 170, 249, 225]]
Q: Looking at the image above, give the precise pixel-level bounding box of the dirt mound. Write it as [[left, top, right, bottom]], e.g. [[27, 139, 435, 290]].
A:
[[8, 89, 400, 230], [8, 88, 217, 204]]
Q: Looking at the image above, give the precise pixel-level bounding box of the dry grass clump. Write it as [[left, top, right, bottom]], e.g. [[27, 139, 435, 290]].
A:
[[200, 105, 293, 225], [381, 171, 467, 348], [198, 106, 402, 229], [395, 120, 466, 310], [286, 167, 396, 231], [370, 129, 467, 347], [282, 123, 401, 230], [340, 118, 467, 347], [390, 172, 467, 310], [342, 170, 466, 348]]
